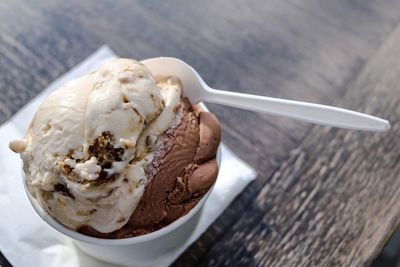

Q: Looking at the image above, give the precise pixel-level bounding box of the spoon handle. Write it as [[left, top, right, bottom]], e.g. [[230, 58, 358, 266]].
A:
[[204, 88, 390, 132]]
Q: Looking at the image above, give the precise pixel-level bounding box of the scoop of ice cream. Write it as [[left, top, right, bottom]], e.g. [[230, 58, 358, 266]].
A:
[[9, 59, 182, 233]]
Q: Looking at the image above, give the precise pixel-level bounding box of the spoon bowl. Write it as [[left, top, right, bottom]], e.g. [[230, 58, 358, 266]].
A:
[[142, 57, 208, 103]]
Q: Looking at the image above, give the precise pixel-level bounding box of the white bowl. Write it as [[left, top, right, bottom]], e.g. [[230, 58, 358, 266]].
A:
[[23, 146, 221, 266]]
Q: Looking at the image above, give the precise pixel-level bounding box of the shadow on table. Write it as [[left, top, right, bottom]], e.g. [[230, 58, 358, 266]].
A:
[[373, 227, 400, 267]]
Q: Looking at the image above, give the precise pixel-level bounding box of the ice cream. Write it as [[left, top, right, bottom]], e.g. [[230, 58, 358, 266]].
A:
[[9, 58, 220, 238]]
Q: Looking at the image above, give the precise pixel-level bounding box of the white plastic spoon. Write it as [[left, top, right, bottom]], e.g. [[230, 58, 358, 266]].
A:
[[142, 57, 390, 132]]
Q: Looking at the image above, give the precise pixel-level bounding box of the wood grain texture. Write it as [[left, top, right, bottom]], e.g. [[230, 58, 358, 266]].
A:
[[0, 1, 399, 266]]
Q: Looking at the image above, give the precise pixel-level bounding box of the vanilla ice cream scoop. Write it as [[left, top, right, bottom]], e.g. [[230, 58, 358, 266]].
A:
[[9, 59, 182, 233]]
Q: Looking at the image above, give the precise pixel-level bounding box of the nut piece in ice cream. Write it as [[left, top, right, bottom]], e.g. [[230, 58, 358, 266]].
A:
[[10, 58, 221, 238]]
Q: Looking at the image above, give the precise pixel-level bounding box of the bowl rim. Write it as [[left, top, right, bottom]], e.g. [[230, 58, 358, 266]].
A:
[[23, 145, 221, 246]]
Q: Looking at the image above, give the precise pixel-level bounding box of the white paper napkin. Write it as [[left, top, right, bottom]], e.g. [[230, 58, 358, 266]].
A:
[[0, 46, 257, 267]]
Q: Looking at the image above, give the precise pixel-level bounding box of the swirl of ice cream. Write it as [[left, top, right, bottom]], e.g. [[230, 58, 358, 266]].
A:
[[9, 59, 183, 233]]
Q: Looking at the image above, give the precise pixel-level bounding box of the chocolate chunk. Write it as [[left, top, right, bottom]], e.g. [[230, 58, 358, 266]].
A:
[[54, 183, 75, 199]]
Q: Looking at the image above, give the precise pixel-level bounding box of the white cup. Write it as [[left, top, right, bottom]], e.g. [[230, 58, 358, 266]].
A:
[[23, 146, 221, 266]]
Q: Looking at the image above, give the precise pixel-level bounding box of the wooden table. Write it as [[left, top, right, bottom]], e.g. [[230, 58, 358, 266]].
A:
[[1, 1, 400, 266]]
